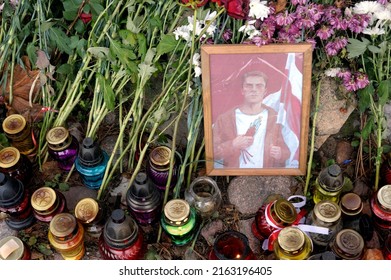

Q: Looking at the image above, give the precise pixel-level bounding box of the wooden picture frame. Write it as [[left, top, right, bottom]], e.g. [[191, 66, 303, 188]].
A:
[[201, 43, 313, 176]]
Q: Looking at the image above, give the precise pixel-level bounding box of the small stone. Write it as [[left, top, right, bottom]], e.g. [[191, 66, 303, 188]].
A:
[[336, 140, 353, 165]]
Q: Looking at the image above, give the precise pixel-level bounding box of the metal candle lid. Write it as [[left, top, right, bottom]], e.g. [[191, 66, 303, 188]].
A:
[[31, 187, 57, 212], [150, 146, 171, 169], [0, 147, 20, 168], [340, 192, 363, 216], [2, 114, 26, 135], [49, 213, 77, 237], [46, 127, 72, 151], [377, 185, 391, 211], [314, 200, 341, 223], [164, 199, 190, 226], [333, 229, 364, 260], [274, 199, 297, 224], [75, 198, 99, 224], [0, 236, 24, 260], [277, 227, 305, 253]]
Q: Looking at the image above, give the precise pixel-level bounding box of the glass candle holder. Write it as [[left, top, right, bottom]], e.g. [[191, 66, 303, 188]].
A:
[[313, 164, 344, 204], [184, 176, 222, 219], [273, 226, 313, 260], [251, 198, 297, 243], [370, 185, 391, 238], [75, 197, 107, 238], [30, 186, 68, 223], [2, 114, 36, 156], [0, 172, 35, 230], [99, 209, 145, 260], [75, 137, 109, 190], [0, 236, 31, 260], [209, 230, 256, 260], [308, 200, 342, 248], [383, 234, 391, 260], [161, 199, 197, 246], [330, 229, 365, 260], [48, 213, 85, 260], [146, 146, 178, 191], [126, 172, 161, 225], [0, 146, 32, 186], [46, 126, 79, 171]]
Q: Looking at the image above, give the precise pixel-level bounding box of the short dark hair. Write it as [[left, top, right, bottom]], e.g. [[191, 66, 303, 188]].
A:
[[242, 71, 268, 85]]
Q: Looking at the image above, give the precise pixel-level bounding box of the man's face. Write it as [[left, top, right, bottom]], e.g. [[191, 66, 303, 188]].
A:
[[242, 75, 267, 104]]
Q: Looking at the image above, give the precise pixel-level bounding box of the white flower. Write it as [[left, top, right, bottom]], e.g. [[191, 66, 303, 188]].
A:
[[238, 20, 261, 39], [174, 25, 191, 41], [363, 26, 386, 36], [194, 66, 202, 77], [192, 53, 200, 66], [353, 1, 383, 15], [324, 68, 341, 77], [248, 0, 270, 20]]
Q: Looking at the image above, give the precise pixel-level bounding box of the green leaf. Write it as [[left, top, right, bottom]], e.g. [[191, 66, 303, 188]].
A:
[[137, 33, 147, 59], [26, 43, 37, 66], [98, 73, 115, 111], [361, 115, 374, 140], [49, 27, 72, 55], [368, 45, 381, 54], [58, 182, 70, 192], [56, 63, 73, 75], [378, 79, 391, 106], [109, 37, 137, 69], [156, 34, 178, 57], [37, 244, 53, 256], [357, 84, 373, 113], [87, 47, 110, 59], [351, 140, 360, 147], [119, 30, 137, 46], [28, 236, 37, 246], [347, 38, 369, 58]]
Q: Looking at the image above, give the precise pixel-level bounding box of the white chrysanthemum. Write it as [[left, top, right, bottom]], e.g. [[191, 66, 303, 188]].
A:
[[363, 26, 386, 36], [194, 66, 202, 77], [373, 9, 391, 22], [248, 0, 270, 20], [187, 16, 203, 36], [173, 25, 191, 41], [353, 1, 383, 15], [238, 20, 261, 39], [192, 53, 200, 66], [325, 68, 341, 77]]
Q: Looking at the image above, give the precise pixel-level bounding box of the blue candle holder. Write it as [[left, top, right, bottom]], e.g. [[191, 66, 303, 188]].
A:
[[75, 137, 109, 190]]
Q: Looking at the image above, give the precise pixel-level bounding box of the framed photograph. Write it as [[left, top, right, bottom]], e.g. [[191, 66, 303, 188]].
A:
[[201, 43, 313, 176]]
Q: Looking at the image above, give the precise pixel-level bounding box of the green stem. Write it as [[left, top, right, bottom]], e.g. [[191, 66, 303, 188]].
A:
[[304, 78, 322, 196]]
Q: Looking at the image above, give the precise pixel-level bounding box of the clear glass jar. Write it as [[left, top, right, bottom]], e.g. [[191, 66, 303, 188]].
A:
[[184, 176, 222, 219], [209, 230, 256, 260], [46, 126, 79, 171], [313, 164, 344, 204], [308, 200, 342, 248], [161, 199, 197, 246], [273, 226, 313, 260]]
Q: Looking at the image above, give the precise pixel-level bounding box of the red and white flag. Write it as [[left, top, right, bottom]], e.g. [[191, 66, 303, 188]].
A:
[[263, 53, 302, 167]]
